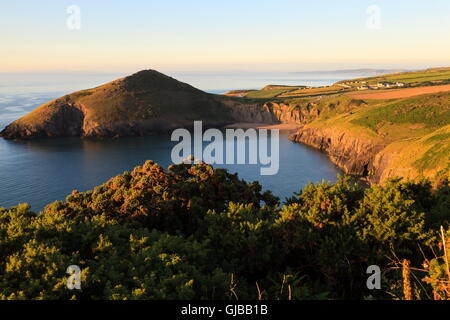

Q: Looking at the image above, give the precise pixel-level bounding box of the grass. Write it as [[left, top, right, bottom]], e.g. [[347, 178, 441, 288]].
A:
[[414, 127, 450, 171], [245, 88, 297, 99], [71, 71, 234, 123], [242, 85, 345, 100], [236, 68, 450, 103], [426, 132, 450, 143], [238, 69, 450, 182], [340, 67, 450, 87], [261, 85, 307, 90], [414, 142, 450, 171], [72, 90, 94, 98], [351, 93, 450, 132], [299, 90, 450, 182], [279, 85, 344, 98]]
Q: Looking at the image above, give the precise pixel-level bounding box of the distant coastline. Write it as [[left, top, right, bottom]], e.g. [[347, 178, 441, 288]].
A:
[[290, 68, 411, 75]]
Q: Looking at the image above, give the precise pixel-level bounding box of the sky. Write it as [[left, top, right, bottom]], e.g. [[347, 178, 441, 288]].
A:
[[1, 0, 450, 73]]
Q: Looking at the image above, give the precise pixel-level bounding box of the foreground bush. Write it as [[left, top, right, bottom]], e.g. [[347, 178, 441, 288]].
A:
[[0, 161, 449, 300]]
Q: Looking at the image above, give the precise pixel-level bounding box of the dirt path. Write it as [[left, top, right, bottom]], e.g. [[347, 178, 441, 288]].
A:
[[347, 84, 450, 100]]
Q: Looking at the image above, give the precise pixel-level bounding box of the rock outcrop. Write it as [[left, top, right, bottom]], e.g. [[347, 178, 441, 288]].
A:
[[289, 126, 386, 183], [288, 124, 450, 185], [221, 100, 320, 125], [0, 97, 85, 139]]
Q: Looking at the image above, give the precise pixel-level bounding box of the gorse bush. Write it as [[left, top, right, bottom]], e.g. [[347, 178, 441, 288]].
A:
[[0, 161, 449, 300]]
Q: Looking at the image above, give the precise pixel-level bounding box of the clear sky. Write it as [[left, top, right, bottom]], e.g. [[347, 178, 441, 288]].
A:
[[1, 0, 450, 73]]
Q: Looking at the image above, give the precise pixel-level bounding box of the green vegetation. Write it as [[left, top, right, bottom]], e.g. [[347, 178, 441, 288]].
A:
[[234, 68, 450, 101], [351, 93, 450, 132], [294, 91, 450, 181], [73, 70, 233, 123], [245, 88, 297, 99], [246, 84, 446, 187], [414, 138, 450, 171], [1, 161, 449, 300], [243, 85, 344, 100], [343, 67, 450, 87]]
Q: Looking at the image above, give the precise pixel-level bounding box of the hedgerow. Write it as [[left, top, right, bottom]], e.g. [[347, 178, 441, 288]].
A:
[[0, 161, 449, 300]]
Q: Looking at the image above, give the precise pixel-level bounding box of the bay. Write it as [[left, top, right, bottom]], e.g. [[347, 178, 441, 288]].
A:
[[0, 71, 369, 211]]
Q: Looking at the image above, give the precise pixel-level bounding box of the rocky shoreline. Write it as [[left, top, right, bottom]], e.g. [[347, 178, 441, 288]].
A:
[[288, 126, 386, 184]]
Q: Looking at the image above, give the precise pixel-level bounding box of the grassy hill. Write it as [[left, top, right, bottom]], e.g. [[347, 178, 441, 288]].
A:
[[0, 70, 236, 139], [290, 91, 450, 184]]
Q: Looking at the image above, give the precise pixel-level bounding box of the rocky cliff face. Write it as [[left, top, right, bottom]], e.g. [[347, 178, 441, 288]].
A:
[[221, 100, 322, 125], [0, 94, 207, 139], [289, 126, 387, 183], [267, 102, 321, 124], [0, 96, 85, 139], [0, 96, 310, 139]]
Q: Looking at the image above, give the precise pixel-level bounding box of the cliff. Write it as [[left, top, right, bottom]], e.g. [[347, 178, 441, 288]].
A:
[[221, 100, 321, 125], [289, 92, 450, 184], [289, 126, 385, 181]]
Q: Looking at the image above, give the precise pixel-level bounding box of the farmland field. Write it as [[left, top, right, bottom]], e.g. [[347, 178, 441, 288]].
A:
[[347, 84, 450, 100], [343, 67, 450, 86]]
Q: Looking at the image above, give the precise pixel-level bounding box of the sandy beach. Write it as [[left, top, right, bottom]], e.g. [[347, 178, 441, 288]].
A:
[[224, 123, 302, 131]]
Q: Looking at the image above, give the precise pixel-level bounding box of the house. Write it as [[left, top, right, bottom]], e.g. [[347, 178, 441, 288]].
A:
[[396, 82, 406, 87], [377, 81, 394, 88], [358, 85, 369, 90]]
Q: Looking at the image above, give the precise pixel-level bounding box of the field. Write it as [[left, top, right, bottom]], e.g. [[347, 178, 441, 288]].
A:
[[227, 68, 450, 102], [338, 67, 450, 87], [231, 85, 345, 100], [278, 85, 344, 98], [244, 88, 299, 99], [347, 84, 450, 100], [351, 92, 450, 136]]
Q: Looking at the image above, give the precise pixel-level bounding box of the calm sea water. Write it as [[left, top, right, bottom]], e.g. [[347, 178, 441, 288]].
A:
[[0, 71, 365, 211]]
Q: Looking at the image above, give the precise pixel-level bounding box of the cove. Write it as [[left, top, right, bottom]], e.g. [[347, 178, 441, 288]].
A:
[[0, 131, 342, 211]]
